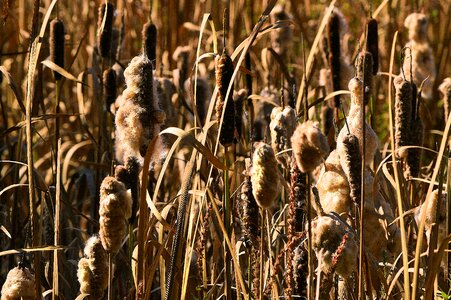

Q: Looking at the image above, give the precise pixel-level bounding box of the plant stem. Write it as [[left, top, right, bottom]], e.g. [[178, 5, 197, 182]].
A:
[[224, 146, 232, 299]]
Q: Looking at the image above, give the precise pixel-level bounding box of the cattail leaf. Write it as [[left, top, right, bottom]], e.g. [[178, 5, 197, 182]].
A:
[[42, 60, 87, 85], [145, 190, 172, 231], [0, 225, 11, 238], [160, 127, 226, 170], [0, 66, 25, 114], [0, 246, 65, 257]]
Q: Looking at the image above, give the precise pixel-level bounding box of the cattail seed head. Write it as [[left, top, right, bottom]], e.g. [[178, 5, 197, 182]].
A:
[[291, 120, 330, 173], [327, 11, 341, 107], [366, 18, 379, 75], [394, 75, 413, 159], [311, 214, 357, 277], [97, 2, 115, 58], [215, 51, 235, 147], [241, 166, 260, 246], [184, 77, 211, 125], [173, 46, 191, 89], [270, 105, 296, 167], [405, 118, 423, 178], [99, 176, 132, 254], [341, 134, 361, 205], [250, 142, 281, 209], [1, 266, 35, 300], [270, 5, 293, 57], [234, 89, 246, 143], [439, 77, 451, 122], [77, 235, 109, 298], [355, 51, 373, 105], [50, 18, 65, 80], [142, 21, 157, 67], [103, 68, 117, 113]]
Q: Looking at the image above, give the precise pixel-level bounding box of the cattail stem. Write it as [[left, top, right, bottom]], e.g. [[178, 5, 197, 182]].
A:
[[54, 79, 61, 178], [224, 146, 232, 299], [53, 138, 61, 300], [259, 208, 265, 300], [306, 175, 313, 300], [108, 253, 113, 300]]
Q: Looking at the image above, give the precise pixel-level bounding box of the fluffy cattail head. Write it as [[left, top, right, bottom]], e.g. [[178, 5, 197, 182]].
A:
[[270, 105, 296, 167], [1, 266, 35, 300], [355, 51, 373, 105], [97, 2, 115, 58], [234, 89, 246, 144], [366, 18, 379, 75], [241, 164, 260, 246], [327, 11, 341, 107], [270, 5, 293, 57], [341, 134, 361, 205], [291, 121, 330, 173], [394, 75, 413, 158], [142, 21, 157, 67], [439, 77, 451, 122], [311, 214, 357, 277], [215, 51, 235, 147], [77, 235, 109, 298], [99, 176, 132, 254], [103, 68, 117, 113], [50, 18, 65, 80], [415, 190, 448, 245], [404, 13, 428, 42], [250, 142, 281, 209]]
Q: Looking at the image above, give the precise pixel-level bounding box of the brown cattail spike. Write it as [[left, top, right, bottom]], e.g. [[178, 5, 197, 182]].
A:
[[215, 51, 235, 147], [342, 134, 361, 205], [355, 51, 374, 106], [97, 2, 115, 58], [142, 21, 157, 68], [103, 68, 117, 113], [366, 18, 379, 75], [234, 89, 246, 144], [327, 11, 341, 108], [50, 18, 65, 80], [394, 75, 413, 159]]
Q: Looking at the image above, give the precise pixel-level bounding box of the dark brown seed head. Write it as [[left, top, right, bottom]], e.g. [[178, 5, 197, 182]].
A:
[[355, 51, 374, 105], [366, 18, 379, 75], [327, 12, 341, 107], [234, 89, 246, 144], [394, 75, 413, 159], [342, 134, 361, 205], [97, 2, 115, 58], [142, 21, 157, 68], [215, 51, 235, 147], [50, 18, 65, 80], [103, 68, 117, 112], [405, 118, 423, 179]]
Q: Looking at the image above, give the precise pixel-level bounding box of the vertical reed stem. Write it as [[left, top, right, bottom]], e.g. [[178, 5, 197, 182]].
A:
[[224, 146, 231, 299], [108, 253, 113, 300], [53, 138, 61, 300]]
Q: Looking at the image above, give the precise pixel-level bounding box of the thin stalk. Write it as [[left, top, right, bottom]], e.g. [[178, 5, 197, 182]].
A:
[[54, 79, 61, 179], [388, 31, 411, 300], [108, 253, 113, 300], [224, 146, 231, 299], [259, 209, 265, 300], [53, 138, 61, 300]]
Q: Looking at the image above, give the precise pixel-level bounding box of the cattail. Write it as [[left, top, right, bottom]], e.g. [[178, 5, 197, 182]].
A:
[[341, 134, 361, 205], [115, 55, 166, 163], [366, 18, 379, 75], [99, 176, 132, 254], [234, 89, 246, 143], [114, 156, 140, 223], [103, 68, 117, 113], [97, 2, 115, 58], [439, 77, 451, 122], [355, 51, 373, 105], [311, 214, 357, 277], [49, 18, 65, 80], [1, 266, 35, 300], [291, 120, 330, 173], [394, 75, 412, 159], [316, 150, 351, 215], [157, 77, 177, 127], [215, 51, 235, 147], [270, 5, 293, 57], [253, 120, 264, 142], [336, 78, 378, 165], [77, 235, 109, 299], [293, 245, 308, 296], [173, 46, 191, 90], [270, 106, 296, 167], [184, 77, 211, 125], [405, 118, 423, 178], [321, 102, 334, 137], [327, 11, 341, 108], [250, 142, 281, 209], [142, 20, 157, 67]]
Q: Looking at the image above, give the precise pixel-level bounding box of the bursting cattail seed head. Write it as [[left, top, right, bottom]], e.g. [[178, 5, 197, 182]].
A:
[[99, 176, 132, 254], [439, 77, 451, 122], [77, 235, 109, 299], [366, 18, 379, 75], [50, 18, 65, 80], [97, 2, 115, 58], [215, 51, 235, 147], [415, 190, 448, 246], [270, 5, 293, 57], [394, 75, 413, 159], [250, 142, 281, 209], [142, 21, 157, 67], [270, 105, 296, 167], [341, 134, 361, 205], [355, 51, 373, 105], [103, 68, 117, 113], [291, 120, 330, 173], [1, 266, 35, 300]]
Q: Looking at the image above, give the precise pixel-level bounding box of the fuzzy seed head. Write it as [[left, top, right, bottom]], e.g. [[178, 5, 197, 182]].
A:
[[99, 176, 132, 254], [366, 18, 379, 75], [215, 52, 235, 147], [270, 5, 293, 57], [234, 89, 246, 143], [142, 21, 157, 66], [439, 77, 451, 122], [415, 190, 447, 246], [103, 68, 117, 113], [50, 18, 65, 80], [311, 214, 357, 277], [405, 118, 424, 178], [270, 106, 296, 167], [404, 13, 428, 42], [97, 2, 115, 58], [250, 142, 281, 209], [394, 75, 413, 159], [341, 134, 361, 205], [240, 170, 260, 246], [291, 120, 330, 173], [1, 266, 35, 300], [355, 51, 373, 105]]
